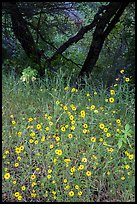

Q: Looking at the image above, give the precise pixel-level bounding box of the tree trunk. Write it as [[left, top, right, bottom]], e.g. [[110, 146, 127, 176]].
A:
[[79, 2, 129, 78], [8, 2, 45, 76], [3, 2, 129, 78]]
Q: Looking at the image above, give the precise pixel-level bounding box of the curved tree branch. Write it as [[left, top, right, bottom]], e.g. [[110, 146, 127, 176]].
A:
[[47, 5, 107, 63], [27, 22, 82, 69]]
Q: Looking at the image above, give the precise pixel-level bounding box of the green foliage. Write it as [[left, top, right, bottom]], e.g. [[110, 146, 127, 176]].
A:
[[116, 124, 133, 149], [20, 66, 38, 83]]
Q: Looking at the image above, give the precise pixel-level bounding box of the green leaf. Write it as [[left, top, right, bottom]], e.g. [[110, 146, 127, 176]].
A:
[[118, 139, 123, 149], [125, 124, 130, 131], [115, 133, 121, 139], [127, 129, 133, 136], [122, 137, 127, 144]]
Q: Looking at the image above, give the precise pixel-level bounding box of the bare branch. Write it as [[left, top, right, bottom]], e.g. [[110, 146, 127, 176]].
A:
[[27, 22, 82, 69], [47, 6, 106, 63]]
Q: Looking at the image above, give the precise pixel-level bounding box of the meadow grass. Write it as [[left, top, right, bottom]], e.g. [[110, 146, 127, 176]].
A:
[[2, 70, 135, 202]]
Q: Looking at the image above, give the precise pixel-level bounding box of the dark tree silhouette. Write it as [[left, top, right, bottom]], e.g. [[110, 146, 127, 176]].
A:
[[46, 2, 129, 78], [78, 2, 129, 77], [2, 2, 130, 79], [3, 2, 45, 76]]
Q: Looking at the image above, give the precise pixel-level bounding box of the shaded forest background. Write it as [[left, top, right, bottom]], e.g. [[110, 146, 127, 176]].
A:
[[2, 2, 135, 87]]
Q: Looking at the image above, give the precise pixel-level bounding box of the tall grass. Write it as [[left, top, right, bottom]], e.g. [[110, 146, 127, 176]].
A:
[[2, 70, 135, 202]]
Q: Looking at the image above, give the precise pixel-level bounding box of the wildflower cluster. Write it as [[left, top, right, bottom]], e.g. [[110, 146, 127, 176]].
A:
[[2, 68, 135, 202]]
